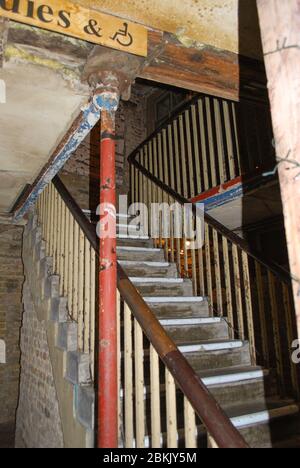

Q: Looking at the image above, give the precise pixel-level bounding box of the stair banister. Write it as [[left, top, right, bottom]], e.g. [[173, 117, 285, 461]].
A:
[[51, 175, 249, 449], [129, 139, 300, 399]]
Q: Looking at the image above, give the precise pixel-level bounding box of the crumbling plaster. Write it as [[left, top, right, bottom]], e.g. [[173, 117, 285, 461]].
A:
[[0, 22, 91, 213], [75, 0, 263, 59]]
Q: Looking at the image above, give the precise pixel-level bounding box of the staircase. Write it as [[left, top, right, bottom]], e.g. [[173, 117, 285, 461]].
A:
[[116, 215, 300, 448], [19, 177, 300, 449]]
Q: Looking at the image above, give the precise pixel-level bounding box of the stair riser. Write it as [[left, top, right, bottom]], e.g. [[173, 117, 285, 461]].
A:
[[186, 345, 251, 371], [166, 322, 229, 343], [126, 380, 269, 437], [135, 281, 193, 297], [149, 302, 210, 319], [117, 238, 154, 248], [238, 415, 300, 449], [209, 379, 271, 408], [121, 264, 178, 278], [117, 250, 165, 262]]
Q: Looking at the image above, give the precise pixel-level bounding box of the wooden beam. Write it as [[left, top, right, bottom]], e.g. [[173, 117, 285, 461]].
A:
[[140, 31, 267, 102], [257, 0, 300, 337]]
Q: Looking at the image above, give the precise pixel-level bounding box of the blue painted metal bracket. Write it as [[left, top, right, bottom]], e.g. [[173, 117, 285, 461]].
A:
[[13, 100, 101, 222]]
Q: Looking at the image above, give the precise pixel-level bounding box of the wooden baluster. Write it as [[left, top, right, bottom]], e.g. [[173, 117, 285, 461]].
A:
[[131, 164, 135, 205], [84, 238, 91, 354], [179, 114, 188, 198], [232, 245, 244, 339], [190, 215, 198, 295], [90, 248, 96, 380], [124, 304, 134, 448], [150, 345, 161, 448], [173, 119, 182, 196], [184, 397, 197, 448], [222, 100, 236, 180], [134, 318, 145, 447], [165, 369, 178, 448], [46, 185, 51, 253], [268, 272, 285, 394], [205, 224, 213, 313], [72, 221, 79, 323], [282, 283, 300, 397], [53, 189, 59, 273], [222, 237, 234, 338], [205, 97, 217, 187], [57, 197, 62, 283], [255, 262, 269, 367], [78, 228, 85, 352], [68, 214, 74, 314], [185, 109, 195, 199], [214, 98, 226, 184], [49, 184, 54, 259], [242, 252, 256, 364], [231, 102, 242, 175], [198, 99, 210, 191], [59, 200, 65, 295], [191, 104, 202, 196], [168, 124, 175, 191], [117, 291, 122, 443], [64, 206, 69, 297], [162, 128, 170, 258], [213, 229, 223, 316]]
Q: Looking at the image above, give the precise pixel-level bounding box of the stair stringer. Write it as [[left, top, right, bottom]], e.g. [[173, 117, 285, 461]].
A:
[[23, 212, 94, 448]]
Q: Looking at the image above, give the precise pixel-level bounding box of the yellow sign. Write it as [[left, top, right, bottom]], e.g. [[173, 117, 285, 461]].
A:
[[0, 0, 148, 57]]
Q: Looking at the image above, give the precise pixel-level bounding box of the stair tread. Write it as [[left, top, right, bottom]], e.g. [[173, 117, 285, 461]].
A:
[[117, 246, 161, 252], [197, 365, 266, 380], [144, 296, 206, 303], [222, 399, 299, 424], [119, 260, 170, 266], [180, 338, 244, 348]]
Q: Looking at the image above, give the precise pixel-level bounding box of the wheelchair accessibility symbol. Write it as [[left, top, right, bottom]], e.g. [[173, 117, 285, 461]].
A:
[[110, 22, 133, 47]]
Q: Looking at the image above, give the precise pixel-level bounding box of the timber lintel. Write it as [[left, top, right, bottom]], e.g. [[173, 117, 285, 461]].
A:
[[139, 31, 267, 102]]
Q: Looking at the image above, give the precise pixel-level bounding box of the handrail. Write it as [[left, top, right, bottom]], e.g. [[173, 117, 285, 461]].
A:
[[129, 158, 295, 287], [52, 175, 249, 449], [128, 94, 270, 168]]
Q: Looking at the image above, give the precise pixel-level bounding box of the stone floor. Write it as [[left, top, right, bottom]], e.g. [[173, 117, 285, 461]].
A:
[[0, 423, 15, 448]]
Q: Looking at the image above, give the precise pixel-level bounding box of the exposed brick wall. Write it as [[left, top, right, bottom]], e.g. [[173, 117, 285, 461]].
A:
[[60, 86, 148, 209], [15, 282, 64, 448], [0, 223, 24, 426]]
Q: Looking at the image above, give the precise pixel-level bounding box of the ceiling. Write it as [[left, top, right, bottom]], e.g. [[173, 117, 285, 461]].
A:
[[0, 22, 91, 213], [76, 0, 263, 59]]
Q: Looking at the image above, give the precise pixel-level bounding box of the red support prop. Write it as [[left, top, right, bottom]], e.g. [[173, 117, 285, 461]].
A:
[[98, 108, 118, 448]]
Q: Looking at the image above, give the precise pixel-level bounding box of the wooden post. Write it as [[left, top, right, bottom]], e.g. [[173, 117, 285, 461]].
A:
[[257, 0, 300, 338]]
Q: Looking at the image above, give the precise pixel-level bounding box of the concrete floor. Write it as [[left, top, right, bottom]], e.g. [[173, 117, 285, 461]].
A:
[[0, 423, 15, 448]]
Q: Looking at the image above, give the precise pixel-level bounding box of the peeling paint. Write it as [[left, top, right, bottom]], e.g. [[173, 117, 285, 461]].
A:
[[14, 100, 101, 221], [8, 21, 92, 52], [5, 44, 81, 83], [73, 0, 263, 59]]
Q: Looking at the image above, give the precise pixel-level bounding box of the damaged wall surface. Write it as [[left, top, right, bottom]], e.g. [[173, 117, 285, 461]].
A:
[[0, 21, 91, 213], [0, 223, 24, 426], [74, 0, 263, 59], [15, 282, 64, 448]]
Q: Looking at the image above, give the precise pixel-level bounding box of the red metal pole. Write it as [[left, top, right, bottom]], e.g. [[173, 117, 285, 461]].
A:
[[98, 106, 118, 448]]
